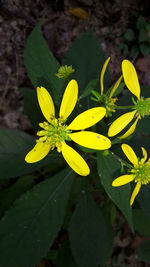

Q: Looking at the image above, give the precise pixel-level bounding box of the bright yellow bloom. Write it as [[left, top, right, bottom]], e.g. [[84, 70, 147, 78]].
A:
[[108, 60, 150, 138], [25, 80, 111, 176], [91, 57, 122, 117], [112, 144, 150, 205]]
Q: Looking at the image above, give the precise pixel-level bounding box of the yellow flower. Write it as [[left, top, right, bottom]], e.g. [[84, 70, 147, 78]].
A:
[[108, 60, 150, 138], [91, 57, 122, 117], [25, 80, 111, 176], [112, 144, 150, 205]]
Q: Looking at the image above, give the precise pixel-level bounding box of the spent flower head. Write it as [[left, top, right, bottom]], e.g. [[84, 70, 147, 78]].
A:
[[25, 80, 111, 176], [91, 57, 122, 117], [112, 144, 150, 205], [56, 65, 75, 79], [108, 60, 150, 139]]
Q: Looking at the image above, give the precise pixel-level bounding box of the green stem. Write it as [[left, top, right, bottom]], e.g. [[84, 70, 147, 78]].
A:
[[116, 105, 133, 110]]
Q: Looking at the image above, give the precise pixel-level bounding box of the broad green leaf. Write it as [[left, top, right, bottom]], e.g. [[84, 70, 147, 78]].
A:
[[136, 16, 146, 30], [63, 30, 109, 95], [137, 240, 150, 263], [133, 209, 150, 237], [139, 43, 150, 57], [24, 21, 63, 106], [0, 167, 74, 267], [138, 29, 148, 42], [97, 151, 133, 230], [79, 79, 98, 101], [54, 240, 77, 267], [20, 87, 44, 130], [137, 183, 150, 214], [69, 189, 108, 267], [0, 175, 34, 217], [0, 128, 62, 179]]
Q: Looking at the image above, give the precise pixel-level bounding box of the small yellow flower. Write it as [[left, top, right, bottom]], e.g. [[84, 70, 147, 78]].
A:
[[108, 60, 150, 138], [112, 144, 150, 205], [25, 80, 111, 176], [91, 57, 122, 117]]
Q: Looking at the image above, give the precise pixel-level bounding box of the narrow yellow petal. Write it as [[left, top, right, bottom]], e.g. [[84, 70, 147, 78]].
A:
[[122, 60, 140, 100], [109, 75, 123, 98], [37, 86, 55, 122], [59, 80, 78, 120], [141, 147, 147, 163], [118, 117, 139, 139], [100, 57, 110, 95], [69, 131, 111, 150], [108, 110, 136, 137], [25, 142, 51, 163], [112, 174, 135, 186], [61, 142, 90, 176], [67, 107, 106, 130], [122, 144, 138, 166], [130, 182, 141, 206]]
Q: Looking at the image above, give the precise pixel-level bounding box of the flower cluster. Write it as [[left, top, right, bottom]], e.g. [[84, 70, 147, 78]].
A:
[[112, 144, 150, 205], [108, 60, 150, 139], [25, 58, 150, 206]]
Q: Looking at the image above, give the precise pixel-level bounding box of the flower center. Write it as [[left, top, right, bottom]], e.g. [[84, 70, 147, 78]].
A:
[[134, 97, 150, 117], [131, 162, 150, 185], [37, 118, 72, 152]]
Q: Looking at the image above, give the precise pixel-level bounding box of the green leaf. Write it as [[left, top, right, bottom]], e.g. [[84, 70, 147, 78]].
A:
[[0, 167, 74, 267], [54, 240, 77, 267], [0, 175, 34, 217], [63, 30, 109, 96], [139, 43, 150, 56], [130, 45, 139, 59], [137, 240, 150, 263], [123, 29, 135, 42], [137, 183, 150, 214], [24, 20, 63, 106], [0, 128, 61, 179], [20, 87, 44, 130], [136, 16, 146, 30], [138, 29, 148, 42], [79, 79, 98, 101], [133, 209, 150, 237], [69, 189, 108, 267], [119, 43, 129, 56], [97, 151, 133, 230]]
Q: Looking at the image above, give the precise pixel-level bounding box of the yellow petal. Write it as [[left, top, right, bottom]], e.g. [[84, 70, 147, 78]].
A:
[[130, 182, 141, 206], [59, 80, 78, 120], [118, 117, 139, 139], [108, 110, 136, 137], [122, 60, 140, 100], [112, 174, 135, 186], [100, 57, 110, 95], [61, 142, 90, 176], [141, 147, 147, 163], [25, 142, 51, 163], [121, 144, 138, 166], [37, 86, 55, 122], [69, 131, 111, 150], [67, 107, 106, 130], [109, 75, 123, 98]]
